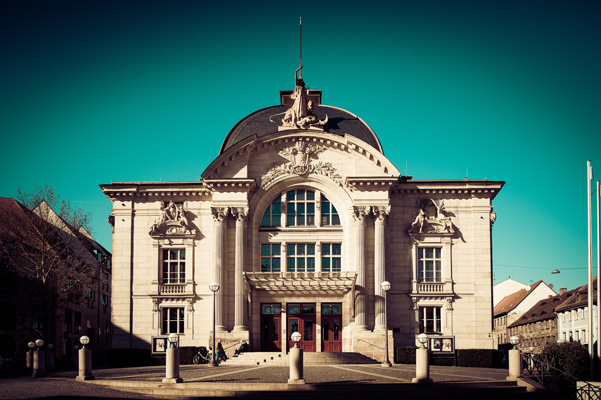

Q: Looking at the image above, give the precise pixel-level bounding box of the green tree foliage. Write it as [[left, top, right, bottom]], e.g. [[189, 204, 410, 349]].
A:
[[541, 341, 590, 380]]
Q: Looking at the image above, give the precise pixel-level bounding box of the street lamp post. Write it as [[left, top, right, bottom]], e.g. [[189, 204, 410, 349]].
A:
[[507, 336, 522, 380], [163, 333, 182, 383], [209, 282, 220, 367], [77, 335, 94, 381], [288, 332, 305, 384], [32, 339, 45, 378], [413, 333, 431, 383], [381, 281, 391, 367], [27, 342, 35, 369]]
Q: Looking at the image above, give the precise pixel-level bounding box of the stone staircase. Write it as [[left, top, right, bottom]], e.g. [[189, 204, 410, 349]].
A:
[[223, 351, 379, 365]]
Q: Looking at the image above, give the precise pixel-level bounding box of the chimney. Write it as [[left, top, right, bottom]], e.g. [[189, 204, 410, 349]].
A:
[[560, 288, 567, 295]]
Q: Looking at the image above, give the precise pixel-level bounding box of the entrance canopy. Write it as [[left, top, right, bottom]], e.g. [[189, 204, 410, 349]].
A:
[[244, 271, 357, 294]]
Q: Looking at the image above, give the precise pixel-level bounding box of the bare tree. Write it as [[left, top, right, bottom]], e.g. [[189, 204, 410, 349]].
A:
[[0, 185, 97, 343]]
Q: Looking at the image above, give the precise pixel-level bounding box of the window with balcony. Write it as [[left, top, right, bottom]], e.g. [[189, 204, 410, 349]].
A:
[[419, 306, 442, 334], [162, 307, 184, 334], [162, 248, 185, 284], [417, 247, 441, 282]]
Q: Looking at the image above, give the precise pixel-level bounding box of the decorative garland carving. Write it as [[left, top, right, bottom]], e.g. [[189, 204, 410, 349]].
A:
[[261, 141, 342, 188]]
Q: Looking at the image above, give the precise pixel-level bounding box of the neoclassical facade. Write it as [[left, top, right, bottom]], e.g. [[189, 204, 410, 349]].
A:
[[101, 73, 504, 360]]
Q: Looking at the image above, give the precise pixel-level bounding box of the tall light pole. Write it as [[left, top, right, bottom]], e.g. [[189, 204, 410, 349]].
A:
[[381, 281, 391, 367], [587, 161, 594, 378], [209, 282, 220, 367]]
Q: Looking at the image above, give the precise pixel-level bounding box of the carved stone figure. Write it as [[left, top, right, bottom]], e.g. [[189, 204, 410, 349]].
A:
[[150, 201, 194, 235], [275, 67, 327, 130], [408, 199, 454, 234]]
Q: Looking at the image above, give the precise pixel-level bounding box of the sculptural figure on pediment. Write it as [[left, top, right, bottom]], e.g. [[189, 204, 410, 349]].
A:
[[276, 66, 328, 130], [408, 199, 454, 234], [149, 201, 194, 236]]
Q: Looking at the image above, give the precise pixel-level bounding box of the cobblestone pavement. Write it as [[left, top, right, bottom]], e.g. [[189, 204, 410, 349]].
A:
[[1, 364, 511, 399]]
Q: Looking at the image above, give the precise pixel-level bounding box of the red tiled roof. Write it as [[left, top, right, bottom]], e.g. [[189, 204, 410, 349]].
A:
[[494, 280, 546, 316], [508, 288, 577, 328]]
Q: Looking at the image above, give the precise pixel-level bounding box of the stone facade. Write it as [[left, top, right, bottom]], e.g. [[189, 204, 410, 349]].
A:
[[101, 83, 504, 361]]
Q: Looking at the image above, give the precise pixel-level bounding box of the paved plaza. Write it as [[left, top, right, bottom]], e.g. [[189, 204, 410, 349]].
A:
[[0, 363, 535, 400]]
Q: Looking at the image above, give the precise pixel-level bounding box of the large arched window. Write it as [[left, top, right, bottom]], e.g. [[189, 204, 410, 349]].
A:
[[261, 189, 339, 228], [259, 189, 342, 273]]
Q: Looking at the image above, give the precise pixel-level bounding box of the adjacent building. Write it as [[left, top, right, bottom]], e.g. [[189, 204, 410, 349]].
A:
[[555, 278, 598, 345], [507, 288, 574, 352], [101, 69, 504, 360], [0, 197, 112, 366], [493, 280, 556, 348]]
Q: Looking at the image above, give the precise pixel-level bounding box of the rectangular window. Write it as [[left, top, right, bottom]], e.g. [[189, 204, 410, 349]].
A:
[[321, 243, 342, 272], [162, 307, 184, 334], [417, 247, 442, 282], [261, 244, 281, 272], [65, 308, 73, 333], [286, 243, 315, 272], [286, 190, 315, 226], [419, 306, 442, 334], [74, 311, 81, 334], [162, 248, 186, 284]]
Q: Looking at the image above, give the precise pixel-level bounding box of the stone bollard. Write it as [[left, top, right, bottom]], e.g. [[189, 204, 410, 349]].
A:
[[26, 349, 33, 369], [507, 348, 522, 381], [412, 346, 432, 384], [288, 344, 305, 384], [162, 345, 183, 383], [46, 344, 54, 371], [32, 350, 45, 378], [76, 348, 94, 381]]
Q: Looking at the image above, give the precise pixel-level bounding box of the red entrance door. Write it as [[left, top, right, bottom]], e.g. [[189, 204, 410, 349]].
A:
[[286, 303, 316, 352], [322, 316, 342, 352], [321, 303, 342, 352], [261, 304, 281, 351]]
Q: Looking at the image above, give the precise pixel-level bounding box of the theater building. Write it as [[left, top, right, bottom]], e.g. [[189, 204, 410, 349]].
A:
[[101, 70, 504, 360]]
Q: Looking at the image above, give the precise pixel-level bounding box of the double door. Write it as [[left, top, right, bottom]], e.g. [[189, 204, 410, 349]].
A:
[[287, 303, 316, 352]]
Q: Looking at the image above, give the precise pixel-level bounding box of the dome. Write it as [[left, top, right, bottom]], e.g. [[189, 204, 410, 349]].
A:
[[220, 95, 383, 154]]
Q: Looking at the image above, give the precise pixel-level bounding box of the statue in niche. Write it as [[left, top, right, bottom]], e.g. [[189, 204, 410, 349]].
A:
[[408, 199, 454, 234]]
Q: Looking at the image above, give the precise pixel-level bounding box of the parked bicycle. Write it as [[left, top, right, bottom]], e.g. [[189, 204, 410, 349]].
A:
[[192, 346, 211, 364]]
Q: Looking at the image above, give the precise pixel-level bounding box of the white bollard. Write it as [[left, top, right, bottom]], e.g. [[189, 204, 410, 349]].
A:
[[162, 346, 183, 383], [507, 348, 522, 381], [288, 345, 305, 384], [412, 347, 432, 384], [76, 348, 94, 381]]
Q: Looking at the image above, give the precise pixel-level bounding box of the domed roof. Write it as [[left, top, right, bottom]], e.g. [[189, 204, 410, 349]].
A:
[[220, 100, 383, 155]]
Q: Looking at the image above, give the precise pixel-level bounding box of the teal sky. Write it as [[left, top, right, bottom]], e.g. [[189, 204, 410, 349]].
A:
[[1, 0, 600, 292]]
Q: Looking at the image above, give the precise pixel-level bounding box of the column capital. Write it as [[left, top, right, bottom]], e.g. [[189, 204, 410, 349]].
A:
[[211, 206, 230, 223], [232, 207, 249, 223], [373, 205, 391, 223], [352, 206, 370, 222]]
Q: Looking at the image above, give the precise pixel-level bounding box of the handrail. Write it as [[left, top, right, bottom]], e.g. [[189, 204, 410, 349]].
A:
[[357, 338, 384, 350], [521, 352, 599, 399]]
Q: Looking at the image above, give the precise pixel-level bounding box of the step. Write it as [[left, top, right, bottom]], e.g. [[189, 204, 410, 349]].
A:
[[224, 351, 378, 365]]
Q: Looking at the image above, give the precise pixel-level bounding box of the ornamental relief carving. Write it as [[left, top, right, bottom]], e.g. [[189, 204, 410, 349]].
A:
[[149, 201, 196, 237], [408, 199, 454, 235], [261, 141, 342, 188]]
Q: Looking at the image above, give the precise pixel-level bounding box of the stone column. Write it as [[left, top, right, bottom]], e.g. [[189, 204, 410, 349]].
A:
[[233, 208, 248, 331], [212, 207, 229, 332], [353, 207, 368, 330], [374, 206, 390, 329]]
